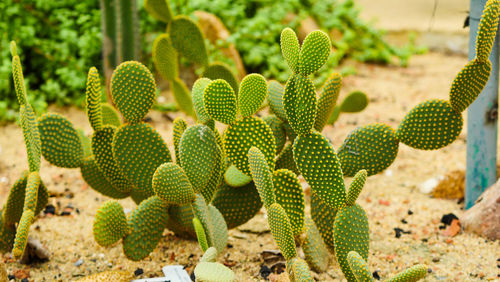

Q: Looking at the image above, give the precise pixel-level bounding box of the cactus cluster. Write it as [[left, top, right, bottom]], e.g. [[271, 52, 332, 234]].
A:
[[0, 43, 49, 259]]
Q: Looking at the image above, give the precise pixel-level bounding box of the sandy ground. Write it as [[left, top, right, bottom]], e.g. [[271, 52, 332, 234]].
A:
[[0, 51, 499, 281]]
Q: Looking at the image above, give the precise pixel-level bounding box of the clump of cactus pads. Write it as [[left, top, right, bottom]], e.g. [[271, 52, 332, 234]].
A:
[[194, 248, 236, 282]]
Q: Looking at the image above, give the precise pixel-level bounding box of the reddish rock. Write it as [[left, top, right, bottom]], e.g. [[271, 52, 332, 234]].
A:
[[462, 181, 500, 240]]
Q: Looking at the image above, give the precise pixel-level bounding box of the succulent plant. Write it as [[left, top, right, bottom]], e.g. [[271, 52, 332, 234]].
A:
[[193, 247, 235, 282]]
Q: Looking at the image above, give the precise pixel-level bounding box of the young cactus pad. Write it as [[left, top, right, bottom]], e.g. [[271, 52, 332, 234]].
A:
[[93, 201, 128, 247]]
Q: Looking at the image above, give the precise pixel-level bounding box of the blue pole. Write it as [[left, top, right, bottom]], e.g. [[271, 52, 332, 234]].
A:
[[465, 0, 499, 209]]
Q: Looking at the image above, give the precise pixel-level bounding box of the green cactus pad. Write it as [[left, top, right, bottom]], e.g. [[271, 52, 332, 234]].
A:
[[173, 117, 187, 163], [101, 103, 122, 127], [145, 0, 173, 23], [179, 124, 222, 202], [385, 264, 428, 282], [194, 262, 236, 282], [193, 217, 209, 252], [212, 182, 262, 229], [152, 34, 178, 81], [298, 30, 331, 76], [476, 0, 500, 62], [0, 213, 16, 252], [248, 147, 276, 209], [302, 216, 330, 273], [327, 106, 341, 125], [12, 209, 34, 259], [347, 251, 373, 282], [208, 205, 228, 254], [78, 129, 92, 157], [11, 52, 27, 105], [76, 270, 133, 282], [346, 170, 367, 206], [340, 91, 369, 113], [333, 204, 369, 282], [172, 77, 195, 117], [169, 16, 208, 66], [283, 118, 297, 142], [314, 73, 342, 132], [191, 78, 212, 124], [166, 203, 196, 238], [123, 196, 168, 261], [80, 156, 129, 199], [310, 192, 336, 252], [449, 59, 492, 112], [3, 172, 29, 225], [275, 143, 299, 175], [280, 28, 300, 74], [86, 67, 103, 131], [290, 258, 314, 282], [273, 169, 304, 235], [130, 188, 150, 205], [238, 73, 267, 117], [396, 99, 463, 150], [204, 79, 237, 124], [192, 194, 215, 248], [225, 116, 276, 175], [224, 164, 252, 188], [23, 172, 40, 211], [93, 201, 128, 247], [267, 203, 297, 260], [92, 126, 132, 193], [263, 115, 286, 155], [338, 123, 399, 177], [20, 105, 41, 172], [202, 62, 239, 96], [111, 61, 156, 124], [200, 247, 217, 262], [284, 74, 317, 135], [153, 162, 195, 205], [113, 123, 172, 198], [38, 112, 84, 168], [293, 132, 346, 210], [267, 80, 287, 121]]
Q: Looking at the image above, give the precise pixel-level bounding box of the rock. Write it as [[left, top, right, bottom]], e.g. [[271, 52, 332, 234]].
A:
[[462, 181, 500, 240], [20, 237, 50, 265]]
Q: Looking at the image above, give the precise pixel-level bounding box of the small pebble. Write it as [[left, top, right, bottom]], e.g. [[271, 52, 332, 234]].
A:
[[394, 227, 411, 238], [134, 268, 144, 276], [21, 279, 28, 282], [372, 270, 381, 280], [440, 213, 458, 225], [259, 265, 271, 279], [44, 205, 56, 215], [407, 209, 413, 215], [401, 219, 408, 224], [8, 274, 15, 280], [74, 259, 84, 267], [432, 257, 440, 262]]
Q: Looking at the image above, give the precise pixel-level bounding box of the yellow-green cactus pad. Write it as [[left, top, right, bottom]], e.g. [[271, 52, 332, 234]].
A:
[[80, 156, 129, 199], [202, 62, 239, 96], [86, 67, 103, 131], [310, 192, 336, 252], [396, 99, 463, 150], [204, 79, 237, 124], [166, 203, 196, 238], [200, 247, 217, 262], [169, 16, 208, 66], [93, 201, 128, 247], [101, 103, 121, 127], [123, 196, 168, 261], [290, 258, 314, 282], [77, 270, 132, 282], [314, 73, 342, 132], [145, 0, 173, 23], [327, 106, 341, 125], [224, 164, 252, 188], [208, 205, 228, 254], [173, 117, 187, 163], [12, 209, 34, 259], [267, 80, 287, 121], [172, 77, 195, 117], [38, 112, 84, 168], [92, 126, 132, 193], [476, 0, 500, 62], [3, 172, 29, 225], [10, 45, 27, 105], [0, 212, 16, 252], [238, 73, 267, 117], [23, 172, 40, 211], [191, 78, 212, 124], [276, 143, 299, 175], [298, 30, 331, 76], [338, 123, 399, 177], [78, 129, 92, 157], [192, 194, 215, 248], [293, 131, 346, 210], [302, 216, 329, 273], [194, 262, 236, 282], [263, 115, 286, 154], [212, 182, 262, 229], [153, 162, 195, 205], [267, 203, 297, 260], [347, 251, 373, 282], [113, 123, 172, 198], [152, 34, 178, 81], [111, 61, 156, 124], [385, 264, 428, 282], [340, 91, 369, 113], [20, 104, 41, 172], [280, 28, 300, 74], [273, 169, 304, 235], [226, 116, 276, 175], [333, 204, 369, 282], [284, 74, 317, 135], [449, 59, 492, 112], [193, 217, 209, 252], [346, 170, 367, 206], [248, 147, 276, 209]]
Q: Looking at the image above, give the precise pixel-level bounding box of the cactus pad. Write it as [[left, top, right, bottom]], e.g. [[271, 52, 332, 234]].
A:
[[224, 165, 252, 187], [77, 270, 132, 282], [193, 217, 209, 252], [169, 16, 208, 66], [346, 170, 367, 206], [338, 123, 399, 177], [86, 67, 103, 131], [173, 117, 187, 163], [166, 204, 196, 238], [194, 262, 235, 282], [302, 216, 330, 273], [111, 61, 156, 124], [191, 78, 212, 124], [396, 99, 463, 150], [267, 203, 297, 260], [202, 62, 239, 96], [12, 209, 34, 258], [153, 162, 195, 205], [80, 156, 129, 199], [267, 80, 287, 121], [293, 132, 346, 210], [263, 115, 286, 154], [144, 0, 173, 23], [280, 28, 300, 73], [172, 77, 195, 116], [204, 79, 237, 124], [276, 143, 299, 175], [315, 73, 342, 131], [284, 74, 317, 135], [20, 105, 41, 172], [238, 73, 267, 117], [310, 191, 337, 252], [386, 264, 428, 282], [3, 172, 29, 225], [192, 195, 215, 248], [23, 172, 40, 211], [298, 30, 331, 76], [93, 201, 128, 247], [0, 215, 15, 252], [101, 103, 121, 127], [248, 147, 276, 209], [152, 34, 178, 81], [449, 59, 492, 112], [273, 169, 304, 235], [476, 0, 500, 62], [200, 247, 217, 262], [340, 91, 369, 113], [38, 113, 84, 168], [290, 258, 314, 282], [208, 205, 228, 253], [11, 53, 27, 105], [347, 251, 373, 282]]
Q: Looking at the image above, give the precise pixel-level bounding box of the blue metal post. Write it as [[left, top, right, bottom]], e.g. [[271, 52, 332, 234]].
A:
[[466, 0, 499, 209]]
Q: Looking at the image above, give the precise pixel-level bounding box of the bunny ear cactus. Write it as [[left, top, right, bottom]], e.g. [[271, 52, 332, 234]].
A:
[[202, 62, 240, 96]]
